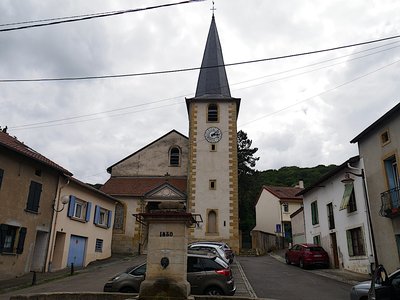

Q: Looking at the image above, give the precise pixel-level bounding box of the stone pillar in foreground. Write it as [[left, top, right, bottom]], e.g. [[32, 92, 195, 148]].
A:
[[138, 202, 196, 300]]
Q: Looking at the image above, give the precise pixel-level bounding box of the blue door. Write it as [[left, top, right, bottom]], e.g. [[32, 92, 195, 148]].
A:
[[67, 235, 86, 268]]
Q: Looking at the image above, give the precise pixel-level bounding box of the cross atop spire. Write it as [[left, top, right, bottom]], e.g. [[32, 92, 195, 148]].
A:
[[210, 1, 216, 16]]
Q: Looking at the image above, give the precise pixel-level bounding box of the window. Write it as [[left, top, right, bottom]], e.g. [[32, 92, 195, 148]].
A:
[[209, 180, 216, 190], [347, 227, 366, 256], [311, 201, 319, 225], [34, 169, 42, 177], [0, 168, 4, 189], [169, 147, 180, 166], [95, 239, 103, 252], [67, 196, 92, 222], [0, 224, 27, 254], [381, 130, 390, 145], [327, 203, 335, 229], [207, 210, 217, 234], [207, 104, 218, 122], [282, 203, 289, 213], [313, 235, 321, 245], [94, 205, 112, 228], [26, 181, 42, 213]]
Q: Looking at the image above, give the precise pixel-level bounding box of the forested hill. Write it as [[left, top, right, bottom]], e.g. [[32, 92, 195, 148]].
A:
[[255, 164, 338, 188]]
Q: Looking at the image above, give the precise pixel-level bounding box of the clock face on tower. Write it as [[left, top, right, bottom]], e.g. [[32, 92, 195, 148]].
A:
[[204, 127, 222, 143]]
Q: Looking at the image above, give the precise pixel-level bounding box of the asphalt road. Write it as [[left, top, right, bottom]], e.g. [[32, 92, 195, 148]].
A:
[[0, 256, 146, 300], [237, 255, 352, 300]]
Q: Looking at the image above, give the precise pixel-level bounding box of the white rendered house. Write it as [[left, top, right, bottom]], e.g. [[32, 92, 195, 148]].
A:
[[299, 156, 375, 274]]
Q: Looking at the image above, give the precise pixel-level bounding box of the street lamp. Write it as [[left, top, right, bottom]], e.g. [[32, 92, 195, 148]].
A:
[[53, 195, 69, 212], [342, 167, 379, 272]]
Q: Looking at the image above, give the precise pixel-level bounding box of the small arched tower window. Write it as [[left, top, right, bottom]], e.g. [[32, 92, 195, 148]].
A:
[[207, 104, 218, 122], [207, 210, 217, 233], [169, 147, 180, 166]]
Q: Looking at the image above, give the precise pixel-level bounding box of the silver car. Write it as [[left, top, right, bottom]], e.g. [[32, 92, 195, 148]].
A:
[[350, 268, 400, 300], [104, 252, 236, 296]]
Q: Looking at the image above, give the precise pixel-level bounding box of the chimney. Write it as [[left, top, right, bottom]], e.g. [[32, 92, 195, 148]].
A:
[[296, 180, 304, 189]]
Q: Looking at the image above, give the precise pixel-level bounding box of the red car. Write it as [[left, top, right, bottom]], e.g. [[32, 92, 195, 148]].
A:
[[285, 243, 329, 269]]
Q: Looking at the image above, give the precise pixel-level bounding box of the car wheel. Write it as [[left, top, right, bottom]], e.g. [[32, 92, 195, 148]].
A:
[[285, 255, 291, 265], [119, 286, 136, 293], [299, 259, 305, 269], [204, 286, 224, 295]]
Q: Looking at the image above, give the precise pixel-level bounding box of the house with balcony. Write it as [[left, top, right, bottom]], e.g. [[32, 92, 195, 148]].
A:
[[297, 156, 375, 274], [252, 182, 303, 252], [350, 102, 400, 273]]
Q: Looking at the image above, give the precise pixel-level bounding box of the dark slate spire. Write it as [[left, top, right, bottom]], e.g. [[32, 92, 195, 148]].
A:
[[195, 15, 231, 98]]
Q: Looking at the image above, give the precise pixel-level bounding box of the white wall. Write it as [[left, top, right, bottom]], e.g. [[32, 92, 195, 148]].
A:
[[303, 160, 374, 274], [254, 189, 281, 235]]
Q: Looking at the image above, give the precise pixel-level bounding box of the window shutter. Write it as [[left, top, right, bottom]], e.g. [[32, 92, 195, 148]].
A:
[[26, 182, 36, 211], [346, 230, 354, 256], [94, 205, 100, 225], [107, 210, 112, 228], [32, 182, 42, 211], [26, 182, 42, 212], [0, 224, 7, 253], [67, 195, 76, 217], [0, 169, 4, 189], [16, 227, 27, 254], [85, 202, 92, 222]]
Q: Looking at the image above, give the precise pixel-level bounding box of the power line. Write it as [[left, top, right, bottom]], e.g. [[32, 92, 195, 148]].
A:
[[0, 0, 205, 32], [1, 34, 400, 83], [8, 41, 399, 130], [239, 59, 400, 128]]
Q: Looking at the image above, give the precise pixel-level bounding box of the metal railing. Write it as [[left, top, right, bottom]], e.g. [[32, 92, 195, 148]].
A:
[[380, 186, 400, 218]]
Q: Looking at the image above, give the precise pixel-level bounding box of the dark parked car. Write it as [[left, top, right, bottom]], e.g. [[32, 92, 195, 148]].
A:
[[285, 243, 329, 269], [350, 266, 400, 300], [103, 253, 236, 296]]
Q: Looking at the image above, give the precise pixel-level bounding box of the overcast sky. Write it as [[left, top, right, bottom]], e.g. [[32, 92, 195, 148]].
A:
[[1, 0, 399, 184]]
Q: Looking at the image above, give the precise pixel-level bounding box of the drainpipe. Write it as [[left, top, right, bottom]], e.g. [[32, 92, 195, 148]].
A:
[[46, 176, 70, 272]]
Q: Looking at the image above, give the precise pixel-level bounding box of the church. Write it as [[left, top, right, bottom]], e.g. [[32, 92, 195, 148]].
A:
[[101, 15, 241, 254]]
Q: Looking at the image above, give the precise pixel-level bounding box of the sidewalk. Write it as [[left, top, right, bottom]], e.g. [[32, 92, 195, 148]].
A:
[[0, 254, 140, 294], [269, 249, 371, 286]]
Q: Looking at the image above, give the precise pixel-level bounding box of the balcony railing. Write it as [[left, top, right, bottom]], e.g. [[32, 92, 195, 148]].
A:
[[380, 186, 400, 218]]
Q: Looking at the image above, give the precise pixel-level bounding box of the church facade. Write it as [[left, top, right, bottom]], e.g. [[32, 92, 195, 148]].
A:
[[101, 15, 240, 253]]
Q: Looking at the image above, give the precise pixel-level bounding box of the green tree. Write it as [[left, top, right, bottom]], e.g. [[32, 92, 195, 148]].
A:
[[237, 130, 259, 237], [237, 130, 259, 176]]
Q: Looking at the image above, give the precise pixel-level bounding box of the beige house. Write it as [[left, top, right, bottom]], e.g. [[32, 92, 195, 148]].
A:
[[252, 184, 303, 250], [46, 176, 118, 271], [0, 129, 71, 279], [350, 102, 400, 273]]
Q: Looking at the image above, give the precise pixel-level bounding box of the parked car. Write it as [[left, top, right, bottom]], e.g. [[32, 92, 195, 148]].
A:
[[285, 243, 329, 269], [350, 266, 400, 300], [103, 252, 236, 296], [194, 241, 235, 263], [188, 242, 231, 265]]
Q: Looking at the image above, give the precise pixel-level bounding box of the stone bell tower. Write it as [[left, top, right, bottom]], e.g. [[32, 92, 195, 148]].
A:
[[186, 15, 240, 253]]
